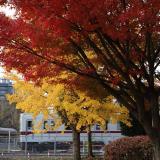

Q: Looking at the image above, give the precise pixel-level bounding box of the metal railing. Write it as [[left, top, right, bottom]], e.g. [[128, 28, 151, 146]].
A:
[[0, 134, 120, 158]]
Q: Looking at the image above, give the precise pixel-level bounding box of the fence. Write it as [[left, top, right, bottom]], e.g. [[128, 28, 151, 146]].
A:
[[0, 135, 20, 153], [0, 134, 121, 158]]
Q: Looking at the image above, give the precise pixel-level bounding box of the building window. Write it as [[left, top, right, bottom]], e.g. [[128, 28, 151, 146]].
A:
[[65, 126, 71, 130], [43, 121, 48, 129], [96, 124, 101, 130], [117, 122, 121, 130], [105, 121, 108, 130], [26, 120, 32, 130], [50, 120, 55, 127]]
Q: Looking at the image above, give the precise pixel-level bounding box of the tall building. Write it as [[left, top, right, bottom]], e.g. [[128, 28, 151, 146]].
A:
[[0, 79, 20, 130]]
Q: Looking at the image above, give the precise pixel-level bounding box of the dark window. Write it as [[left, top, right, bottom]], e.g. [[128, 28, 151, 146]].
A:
[[50, 120, 55, 127], [66, 126, 71, 130], [106, 121, 108, 130], [96, 124, 101, 130], [43, 121, 48, 129], [26, 120, 32, 130]]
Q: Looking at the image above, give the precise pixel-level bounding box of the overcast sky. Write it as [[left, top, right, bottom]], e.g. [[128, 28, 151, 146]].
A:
[[0, 5, 16, 77], [0, 4, 15, 17]]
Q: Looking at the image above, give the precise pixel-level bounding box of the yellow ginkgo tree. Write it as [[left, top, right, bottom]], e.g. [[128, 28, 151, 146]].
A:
[[7, 75, 130, 159]]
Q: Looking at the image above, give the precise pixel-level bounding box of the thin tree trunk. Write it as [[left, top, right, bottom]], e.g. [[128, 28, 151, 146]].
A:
[[87, 125, 93, 158], [72, 127, 81, 160]]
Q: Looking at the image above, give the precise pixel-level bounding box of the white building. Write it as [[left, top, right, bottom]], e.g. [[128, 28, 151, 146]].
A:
[[20, 113, 123, 151]]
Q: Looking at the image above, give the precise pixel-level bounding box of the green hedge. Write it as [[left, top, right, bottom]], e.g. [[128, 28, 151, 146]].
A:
[[104, 136, 153, 160]]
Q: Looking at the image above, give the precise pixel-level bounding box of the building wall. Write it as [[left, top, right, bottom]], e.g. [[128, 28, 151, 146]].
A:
[[0, 79, 20, 130]]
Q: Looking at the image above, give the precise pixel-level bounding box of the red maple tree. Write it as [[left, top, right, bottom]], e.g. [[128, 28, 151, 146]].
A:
[[0, 1, 160, 159]]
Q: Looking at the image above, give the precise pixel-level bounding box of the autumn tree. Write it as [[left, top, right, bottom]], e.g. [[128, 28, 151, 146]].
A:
[[7, 76, 130, 160], [0, 1, 160, 159]]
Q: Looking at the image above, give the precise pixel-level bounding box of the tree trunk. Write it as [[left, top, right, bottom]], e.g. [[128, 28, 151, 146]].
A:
[[152, 141, 160, 160], [141, 116, 160, 160], [87, 125, 93, 158], [138, 124, 160, 160], [72, 127, 81, 160], [134, 93, 160, 160]]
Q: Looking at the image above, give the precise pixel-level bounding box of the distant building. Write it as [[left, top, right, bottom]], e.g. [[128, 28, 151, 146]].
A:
[[0, 79, 13, 97], [0, 78, 20, 130]]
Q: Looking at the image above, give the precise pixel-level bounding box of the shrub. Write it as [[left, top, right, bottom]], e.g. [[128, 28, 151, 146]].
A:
[[104, 136, 153, 160]]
